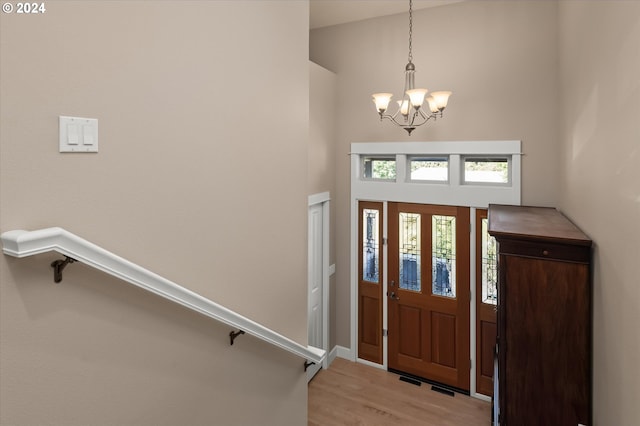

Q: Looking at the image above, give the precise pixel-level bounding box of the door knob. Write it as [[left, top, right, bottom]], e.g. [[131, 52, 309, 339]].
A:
[[389, 291, 400, 301]]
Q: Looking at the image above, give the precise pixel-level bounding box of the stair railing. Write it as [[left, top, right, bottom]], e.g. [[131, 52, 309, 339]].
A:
[[1, 227, 325, 367]]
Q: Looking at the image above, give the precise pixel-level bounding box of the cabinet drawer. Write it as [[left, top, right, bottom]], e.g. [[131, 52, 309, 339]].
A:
[[497, 238, 590, 263]]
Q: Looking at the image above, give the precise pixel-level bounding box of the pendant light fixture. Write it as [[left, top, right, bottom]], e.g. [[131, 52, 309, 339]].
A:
[[372, 0, 452, 135]]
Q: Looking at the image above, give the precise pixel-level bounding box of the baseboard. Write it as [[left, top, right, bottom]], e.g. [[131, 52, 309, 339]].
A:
[[336, 345, 354, 361], [327, 346, 338, 367], [472, 392, 492, 402], [357, 357, 385, 370]]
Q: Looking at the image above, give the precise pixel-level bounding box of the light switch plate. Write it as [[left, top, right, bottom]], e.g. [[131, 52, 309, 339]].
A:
[[59, 116, 98, 153]]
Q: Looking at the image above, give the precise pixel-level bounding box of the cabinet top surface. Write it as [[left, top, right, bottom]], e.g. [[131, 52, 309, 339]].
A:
[[488, 204, 591, 246]]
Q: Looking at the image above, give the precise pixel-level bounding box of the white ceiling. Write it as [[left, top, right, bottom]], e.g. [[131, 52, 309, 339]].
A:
[[310, 0, 464, 30]]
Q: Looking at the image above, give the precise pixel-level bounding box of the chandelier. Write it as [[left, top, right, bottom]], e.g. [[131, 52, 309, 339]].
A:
[[372, 0, 452, 135]]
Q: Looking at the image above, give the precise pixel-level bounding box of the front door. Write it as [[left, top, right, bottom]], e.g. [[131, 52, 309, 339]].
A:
[[387, 202, 470, 391]]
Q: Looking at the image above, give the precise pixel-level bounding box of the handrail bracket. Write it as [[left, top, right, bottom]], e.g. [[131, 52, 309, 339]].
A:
[[229, 329, 245, 346], [51, 256, 77, 283]]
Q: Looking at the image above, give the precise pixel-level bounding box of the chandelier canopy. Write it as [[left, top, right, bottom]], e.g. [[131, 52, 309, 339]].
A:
[[372, 0, 452, 135]]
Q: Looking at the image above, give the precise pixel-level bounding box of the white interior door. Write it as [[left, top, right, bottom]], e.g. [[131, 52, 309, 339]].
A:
[[307, 203, 323, 381]]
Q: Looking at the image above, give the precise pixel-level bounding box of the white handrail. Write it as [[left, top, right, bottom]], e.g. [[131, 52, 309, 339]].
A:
[[1, 227, 325, 364]]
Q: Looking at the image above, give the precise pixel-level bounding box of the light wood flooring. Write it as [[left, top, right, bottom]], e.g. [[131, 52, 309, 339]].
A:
[[308, 358, 491, 426]]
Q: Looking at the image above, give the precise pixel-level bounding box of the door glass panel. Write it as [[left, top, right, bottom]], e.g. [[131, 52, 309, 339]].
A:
[[481, 218, 498, 304], [432, 215, 456, 298], [399, 212, 421, 292], [362, 209, 380, 283]]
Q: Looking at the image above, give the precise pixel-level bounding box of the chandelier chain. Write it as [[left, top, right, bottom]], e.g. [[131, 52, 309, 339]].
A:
[[408, 0, 413, 63]]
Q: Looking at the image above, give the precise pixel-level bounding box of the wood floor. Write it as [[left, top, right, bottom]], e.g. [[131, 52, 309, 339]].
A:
[[308, 358, 491, 426]]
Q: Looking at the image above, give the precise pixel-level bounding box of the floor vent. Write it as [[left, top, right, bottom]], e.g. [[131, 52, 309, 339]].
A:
[[399, 376, 422, 386], [431, 385, 455, 397]]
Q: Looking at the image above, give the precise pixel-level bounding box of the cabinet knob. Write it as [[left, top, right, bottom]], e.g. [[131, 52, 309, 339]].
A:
[[543, 250, 549, 256]]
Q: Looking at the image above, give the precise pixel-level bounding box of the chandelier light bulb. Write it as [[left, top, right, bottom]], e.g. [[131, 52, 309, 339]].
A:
[[426, 96, 439, 113], [406, 88, 428, 109], [372, 93, 393, 113], [430, 91, 452, 111], [397, 99, 410, 116]]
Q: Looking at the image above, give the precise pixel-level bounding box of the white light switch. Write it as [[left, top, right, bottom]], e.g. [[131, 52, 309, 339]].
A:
[[59, 116, 98, 153], [67, 124, 79, 145], [82, 125, 95, 145]]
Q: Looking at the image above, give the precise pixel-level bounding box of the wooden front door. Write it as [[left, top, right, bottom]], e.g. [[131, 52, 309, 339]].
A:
[[357, 201, 383, 364], [387, 202, 470, 391], [475, 209, 497, 396]]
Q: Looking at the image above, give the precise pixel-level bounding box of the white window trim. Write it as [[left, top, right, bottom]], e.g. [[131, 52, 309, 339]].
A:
[[351, 141, 521, 207]]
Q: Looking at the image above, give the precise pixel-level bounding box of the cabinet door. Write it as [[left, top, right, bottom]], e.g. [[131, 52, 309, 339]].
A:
[[502, 254, 590, 426]]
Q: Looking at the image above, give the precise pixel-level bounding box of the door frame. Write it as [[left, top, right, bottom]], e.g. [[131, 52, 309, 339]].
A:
[[349, 141, 521, 400], [308, 192, 331, 376]]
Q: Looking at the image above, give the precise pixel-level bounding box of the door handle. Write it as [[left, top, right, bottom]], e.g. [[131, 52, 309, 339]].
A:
[[389, 291, 400, 301]]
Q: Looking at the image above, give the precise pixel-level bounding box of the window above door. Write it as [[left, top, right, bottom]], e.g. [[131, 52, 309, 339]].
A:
[[351, 141, 522, 208]]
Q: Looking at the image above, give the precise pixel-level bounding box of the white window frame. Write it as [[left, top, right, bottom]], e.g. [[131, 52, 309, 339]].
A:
[[351, 140, 521, 207]]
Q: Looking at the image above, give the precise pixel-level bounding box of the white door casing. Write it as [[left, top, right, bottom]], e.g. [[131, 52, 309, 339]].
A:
[[307, 192, 330, 381]]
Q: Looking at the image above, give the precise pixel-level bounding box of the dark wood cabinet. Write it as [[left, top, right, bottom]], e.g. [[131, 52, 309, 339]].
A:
[[488, 205, 592, 426]]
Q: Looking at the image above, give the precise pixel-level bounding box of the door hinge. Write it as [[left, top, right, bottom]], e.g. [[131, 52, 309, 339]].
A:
[[470, 358, 473, 369], [383, 329, 388, 337], [383, 237, 388, 245]]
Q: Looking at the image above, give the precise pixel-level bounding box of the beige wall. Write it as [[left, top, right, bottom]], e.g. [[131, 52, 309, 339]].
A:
[[310, 0, 561, 350], [558, 2, 640, 424], [0, 1, 310, 425], [309, 62, 338, 350], [309, 62, 337, 198]]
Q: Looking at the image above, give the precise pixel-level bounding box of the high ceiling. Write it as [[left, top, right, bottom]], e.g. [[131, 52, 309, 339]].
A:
[[310, 0, 463, 30]]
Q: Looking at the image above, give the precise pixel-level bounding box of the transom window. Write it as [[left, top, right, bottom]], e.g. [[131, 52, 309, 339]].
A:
[[409, 157, 449, 182], [362, 157, 396, 180], [357, 149, 515, 190], [463, 157, 510, 184]]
